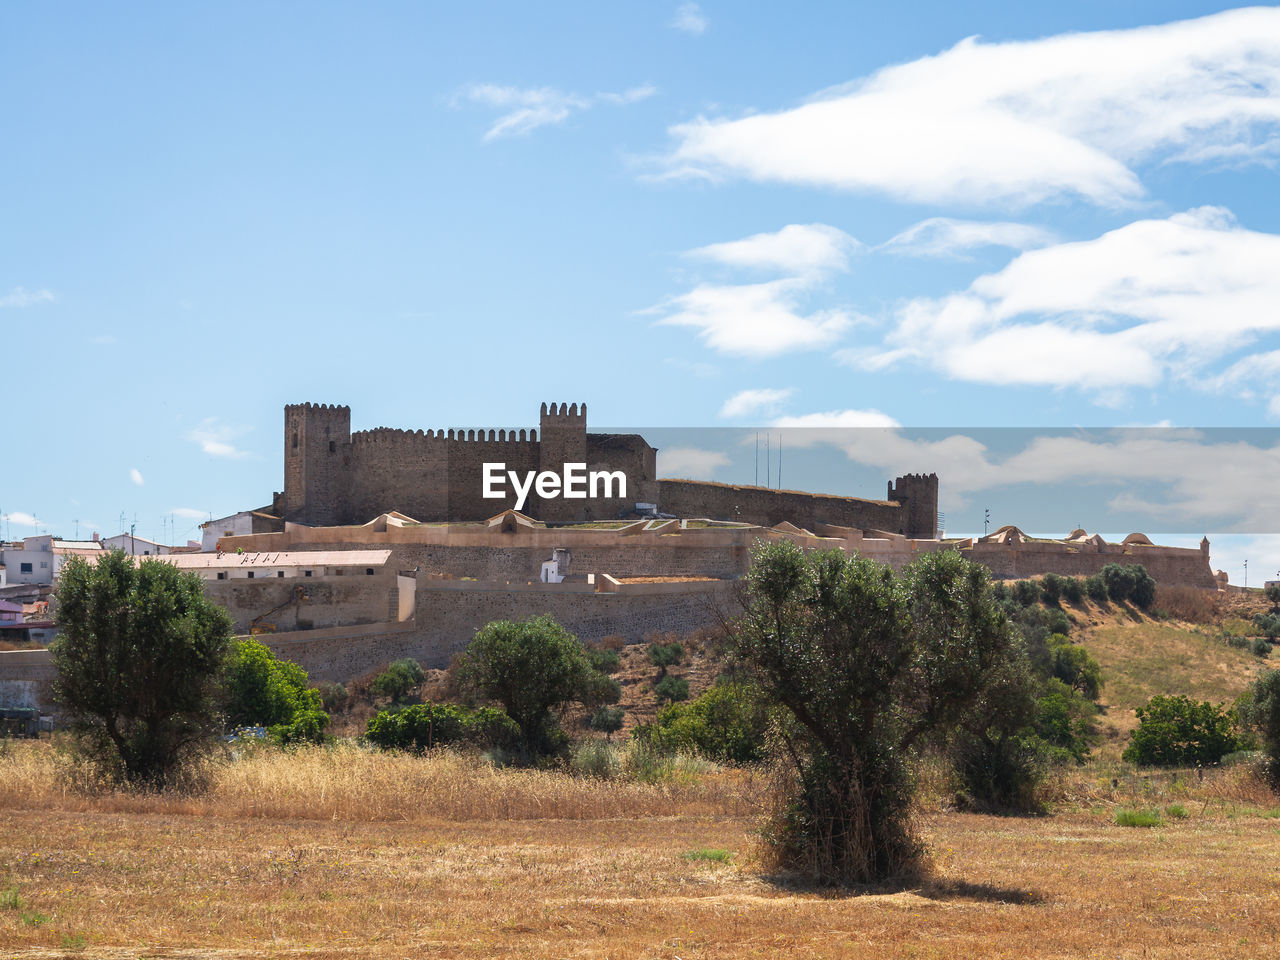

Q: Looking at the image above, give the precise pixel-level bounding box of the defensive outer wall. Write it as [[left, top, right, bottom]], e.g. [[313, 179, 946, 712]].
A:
[[0, 517, 1218, 708]]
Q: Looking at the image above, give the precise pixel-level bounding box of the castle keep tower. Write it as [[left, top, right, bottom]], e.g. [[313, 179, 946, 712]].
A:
[[284, 403, 351, 525], [537, 402, 588, 521], [887, 473, 940, 540]]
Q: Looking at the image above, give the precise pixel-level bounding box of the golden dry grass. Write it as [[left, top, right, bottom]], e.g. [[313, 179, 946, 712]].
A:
[[1, 742, 1279, 958]]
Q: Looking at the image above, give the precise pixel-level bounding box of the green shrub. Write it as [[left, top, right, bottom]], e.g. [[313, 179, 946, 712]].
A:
[[1061, 577, 1085, 604], [655, 675, 690, 704], [1045, 635, 1103, 700], [1101, 564, 1137, 603], [636, 681, 769, 763], [1122, 695, 1241, 767], [1240, 670, 1280, 786], [587, 647, 621, 674], [366, 701, 519, 752], [0, 887, 21, 910], [1013, 579, 1040, 607], [371, 658, 426, 703], [1039, 573, 1063, 605], [223, 638, 329, 744], [1252, 638, 1272, 658], [1115, 808, 1162, 827], [648, 641, 684, 673], [1130, 567, 1157, 610], [1166, 803, 1190, 820], [1253, 613, 1280, 641], [1085, 574, 1109, 604]]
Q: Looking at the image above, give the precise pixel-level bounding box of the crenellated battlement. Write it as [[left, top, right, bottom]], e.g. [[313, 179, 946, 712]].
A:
[[349, 427, 539, 444], [285, 402, 350, 413]]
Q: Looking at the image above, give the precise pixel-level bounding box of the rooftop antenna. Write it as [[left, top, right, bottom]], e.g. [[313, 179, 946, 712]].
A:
[[1244, 559, 1248, 589], [984, 508, 990, 536]]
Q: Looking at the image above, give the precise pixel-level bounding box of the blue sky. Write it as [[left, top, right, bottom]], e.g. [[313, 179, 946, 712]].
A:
[[3, 2, 1280, 579]]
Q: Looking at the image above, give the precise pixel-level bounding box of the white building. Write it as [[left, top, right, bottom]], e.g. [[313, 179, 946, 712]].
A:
[[200, 509, 284, 552], [0, 536, 103, 585], [101, 533, 171, 556]]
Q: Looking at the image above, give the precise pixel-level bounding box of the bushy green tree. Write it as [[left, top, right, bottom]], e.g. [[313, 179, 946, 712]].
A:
[[222, 638, 329, 744], [1085, 574, 1109, 604], [1123, 695, 1241, 767], [1039, 573, 1063, 605], [1061, 577, 1085, 605], [588, 705, 625, 740], [454, 615, 617, 760], [1043, 634, 1103, 699], [638, 681, 769, 764], [654, 675, 689, 704], [1265, 584, 1280, 610], [1240, 670, 1280, 786], [1253, 613, 1280, 641], [51, 552, 233, 786], [371, 658, 426, 703], [647, 640, 683, 676], [366, 701, 518, 752], [728, 542, 1016, 884]]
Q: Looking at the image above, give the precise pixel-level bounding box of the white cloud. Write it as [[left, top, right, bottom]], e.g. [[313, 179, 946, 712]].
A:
[[658, 447, 730, 480], [852, 207, 1280, 396], [1, 511, 40, 528], [879, 218, 1056, 259], [186, 418, 250, 459], [463, 83, 655, 140], [171, 507, 208, 520], [772, 409, 901, 429], [130, 468, 144, 486], [657, 7, 1280, 206], [654, 278, 852, 357], [0, 287, 55, 308], [690, 223, 858, 277], [652, 224, 858, 357], [720, 388, 794, 418], [671, 3, 709, 36]]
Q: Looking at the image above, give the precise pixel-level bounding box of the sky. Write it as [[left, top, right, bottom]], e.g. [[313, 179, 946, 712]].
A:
[[3, 2, 1280, 581]]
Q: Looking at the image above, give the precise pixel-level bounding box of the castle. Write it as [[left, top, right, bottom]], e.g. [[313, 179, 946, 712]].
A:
[[277, 402, 941, 538]]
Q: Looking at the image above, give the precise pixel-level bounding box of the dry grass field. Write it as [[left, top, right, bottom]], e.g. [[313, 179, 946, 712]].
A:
[[3, 596, 1279, 958], [1, 740, 1279, 959]]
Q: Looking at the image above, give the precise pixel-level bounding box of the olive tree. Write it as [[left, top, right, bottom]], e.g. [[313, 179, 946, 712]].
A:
[[454, 615, 618, 760], [726, 542, 1016, 884], [52, 552, 233, 786]]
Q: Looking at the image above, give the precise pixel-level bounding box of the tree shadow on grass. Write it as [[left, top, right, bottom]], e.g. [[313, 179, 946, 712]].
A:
[[760, 873, 1045, 905]]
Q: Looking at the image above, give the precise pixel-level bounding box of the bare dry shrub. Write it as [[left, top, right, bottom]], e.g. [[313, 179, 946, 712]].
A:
[[1154, 585, 1221, 624]]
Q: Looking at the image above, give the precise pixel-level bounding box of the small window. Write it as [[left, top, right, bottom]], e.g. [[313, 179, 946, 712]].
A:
[[247, 571, 255, 579], [292, 432, 298, 449], [39, 561, 48, 569], [20, 563, 32, 574], [277, 571, 284, 578], [365, 568, 374, 576], [143, 550, 150, 556], [224, 530, 234, 537], [329, 440, 336, 453], [304, 570, 312, 577], [216, 572, 226, 580], [334, 568, 343, 576]]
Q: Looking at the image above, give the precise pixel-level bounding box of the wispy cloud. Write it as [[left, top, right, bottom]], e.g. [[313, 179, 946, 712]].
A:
[[1, 511, 41, 528], [658, 447, 730, 480], [720, 388, 794, 419], [186, 418, 250, 459], [462, 83, 655, 140], [130, 468, 144, 486], [651, 223, 859, 357], [656, 7, 1280, 206], [847, 207, 1280, 400], [879, 218, 1056, 259], [773, 409, 900, 428], [171, 507, 208, 520], [690, 223, 859, 278], [0, 287, 55, 308], [671, 2, 709, 36]]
